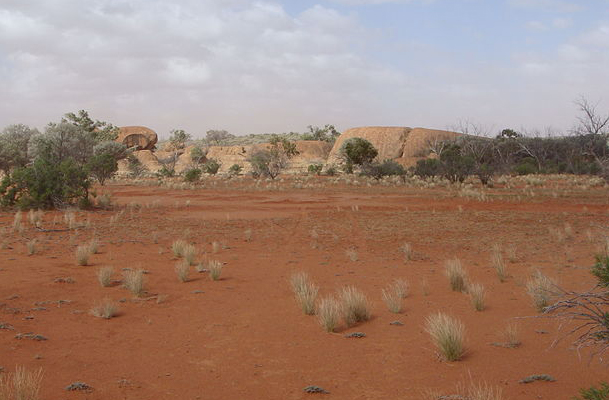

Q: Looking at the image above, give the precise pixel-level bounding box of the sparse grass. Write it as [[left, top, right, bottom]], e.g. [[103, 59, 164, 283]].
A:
[[183, 244, 197, 266], [171, 240, 188, 258], [317, 296, 340, 333], [97, 266, 114, 287], [526, 270, 557, 312], [26, 239, 37, 256], [123, 269, 145, 296], [400, 242, 412, 261], [27, 209, 43, 227], [244, 228, 252, 242], [502, 323, 521, 348], [425, 312, 465, 361], [468, 283, 486, 311], [459, 381, 504, 400], [382, 283, 403, 313], [90, 298, 119, 319], [491, 244, 507, 282], [445, 259, 468, 292], [212, 241, 220, 254], [421, 279, 430, 296], [506, 244, 517, 263], [208, 260, 223, 281], [88, 238, 100, 254], [339, 286, 370, 327], [345, 248, 358, 262], [393, 278, 409, 298], [175, 260, 190, 282], [64, 211, 77, 229], [75, 245, 91, 266], [0, 366, 43, 400], [290, 272, 319, 315], [12, 211, 22, 232]]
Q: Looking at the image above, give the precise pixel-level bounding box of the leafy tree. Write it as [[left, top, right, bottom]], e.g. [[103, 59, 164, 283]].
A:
[[0, 124, 38, 174], [413, 158, 442, 179], [190, 146, 207, 164], [169, 129, 191, 150], [203, 158, 221, 175], [248, 136, 299, 179], [206, 130, 234, 145], [439, 144, 475, 183], [303, 124, 340, 142], [63, 109, 119, 142], [29, 122, 96, 166], [497, 128, 521, 139], [184, 168, 202, 182], [340, 137, 378, 173], [93, 141, 129, 160], [86, 153, 118, 186]]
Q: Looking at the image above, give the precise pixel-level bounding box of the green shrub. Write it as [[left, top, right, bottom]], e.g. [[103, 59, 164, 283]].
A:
[[360, 159, 405, 180], [86, 152, 118, 185], [514, 160, 537, 175], [203, 158, 221, 175], [158, 165, 175, 177], [573, 382, 609, 400], [413, 158, 442, 179], [308, 164, 323, 175], [592, 254, 609, 288], [228, 164, 242, 176], [324, 165, 337, 176], [340, 137, 378, 172], [440, 144, 475, 183], [183, 168, 202, 182]]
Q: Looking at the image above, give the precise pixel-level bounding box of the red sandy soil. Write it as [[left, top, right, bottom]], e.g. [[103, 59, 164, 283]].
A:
[[1, 178, 609, 399]]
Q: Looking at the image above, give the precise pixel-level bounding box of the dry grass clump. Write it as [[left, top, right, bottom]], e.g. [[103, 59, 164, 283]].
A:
[[12, 211, 22, 232], [244, 228, 253, 242], [382, 279, 408, 313], [345, 248, 358, 262], [459, 381, 504, 400], [175, 260, 190, 283], [400, 242, 413, 261], [75, 245, 91, 266], [445, 259, 468, 292], [526, 270, 557, 312], [171, 239, 188, 258], [123, 269, 145, 296], [502, 323, 521, 348], [64, 211, 77, 229], [0, 366, 43, 400], [208, 260, 223, 281], [339, 286, 370, 327], [96, 266, 114, 287], [506, 244, 517, 263], [26, 239, 37, 256], [96, 193, 113, 209], [468, 283, 486, 311], [183, 244, 197, 266], [317, 296, 340, 333], [425, 312, 465, 361], [290, 272, 319, 315], [90, 298, 119, 319], [88, 238, 100, 254], [27, 209, 43, 227], [212, 241, 220, 254], [490, 244, 507, 282]]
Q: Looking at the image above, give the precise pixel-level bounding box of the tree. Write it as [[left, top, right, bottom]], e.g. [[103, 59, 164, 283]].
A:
[[93, 141, 129, 161], [206, 130, 234, 145], [248, 136, 299, 179], [169, 129, 191, 150], [0, 124, 38, 174], [86, 153, 118, 185], [63, 109, 119, 142], [439, 144, 475, 183], [303, 125, 340, 142], [340, 137, 378, 173], [413, 158, 442, 179], [573, 97, 609, 136], [28, 122, 96, 166], [190, 146, 207, 164]]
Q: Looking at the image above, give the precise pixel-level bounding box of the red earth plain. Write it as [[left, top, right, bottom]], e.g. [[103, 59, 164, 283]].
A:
[[1, 175, 608, 399]]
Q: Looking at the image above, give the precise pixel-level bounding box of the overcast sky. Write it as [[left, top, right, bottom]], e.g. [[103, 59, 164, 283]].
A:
[[1, 0, 609, 138]]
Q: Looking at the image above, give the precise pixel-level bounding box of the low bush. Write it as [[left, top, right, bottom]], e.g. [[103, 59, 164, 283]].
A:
[[339, 286, 370, 327], [425, 312, 465, 361], [183, 168, 202, 182]]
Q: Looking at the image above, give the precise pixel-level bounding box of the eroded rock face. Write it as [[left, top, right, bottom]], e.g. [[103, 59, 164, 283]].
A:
[[116, 150, 162, 175], [327, 126, 461, 167], [116, 126, 158, 151]]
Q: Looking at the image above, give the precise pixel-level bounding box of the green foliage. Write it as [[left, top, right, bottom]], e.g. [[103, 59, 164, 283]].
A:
[[190, 146, 206, 164], [324, 165, 337, 176], [302, 124, 340, 143], [93, 141, 128, 160], [1, 156, 90, 209], [205, 130, 234, 145], [169, 129, 191, 150], [203, 158, 221, 175], [228, 164, 242, 176], [308, 164, 323, 175], [592, 254, 609, 288], [440, 144, 475, 183], [498, 128, 521, 139], [514, 160, 538, 175], [127, 154, 147, 178], [29, 122, 96, 165], [573, 382, 609, 400], [340, 138, 378, 170], [413, 158, 442, 179], [183, 168, 202, 182], [86, 153, 118, 185], [0, 124, 38, 174], [158, 166, 175, 177], [63, 109, 119, 142], [360, 159, 406, 180], [249, 136, 299, 179]]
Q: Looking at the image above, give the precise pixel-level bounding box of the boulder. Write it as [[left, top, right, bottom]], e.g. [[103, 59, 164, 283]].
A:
[[327, 126, 461, 167], [116, 126, 158, 151]]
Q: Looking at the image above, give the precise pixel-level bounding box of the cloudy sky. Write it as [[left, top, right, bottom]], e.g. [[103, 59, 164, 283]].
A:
[[1, 0, 608, 138]]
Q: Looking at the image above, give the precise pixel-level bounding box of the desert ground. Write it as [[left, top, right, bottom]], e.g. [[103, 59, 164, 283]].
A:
[[1, 175, 608, 399]]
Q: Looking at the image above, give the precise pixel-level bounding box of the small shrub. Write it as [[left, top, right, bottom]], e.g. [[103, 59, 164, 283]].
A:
[[228, 164, 242, 176], [208, 260, 223, 281], [425, 312, 465, 361], [90, 298, 119, 319], [183, 168, 202, 182], [317, 296, 340, 333], [97, 266, 114, 287], [0, 366, 43, 400], [445, 259, 468, 292], [382, 284, 403, 313], [308, 164, 323, 175], [400, 243, 413, 261], [183, 244, 197, 266], [526, 270, 557, 312], [244, 228, 252, 242], [88, 238, 100, 254], [171, 240, 187, 258], [96, 193, 113, 209], [12, 211, 22, 232], [290, 272, 318, 315], [502, 323, 521, 348], [345, 248, 358, 262], [592, 253, 609, 288], [339, 286, 370, 327], [212, 241, 220, 254], [75, 245, 91, 266], [468, 283, 486, 311], [123, 269, 145, 296], [393, 278, 409, 298], [491, 245, 507, 282], [573, 382, 609, 400], [175, 260, 190, 282], [203, 158, 221, 175], [26, 239, 37, 255]]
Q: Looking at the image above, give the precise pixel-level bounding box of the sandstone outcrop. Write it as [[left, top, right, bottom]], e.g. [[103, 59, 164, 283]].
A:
[[116, 126, 158, 151]]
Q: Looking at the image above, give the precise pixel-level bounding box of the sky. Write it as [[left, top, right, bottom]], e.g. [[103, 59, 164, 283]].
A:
[[1, 0, 609, 139]]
